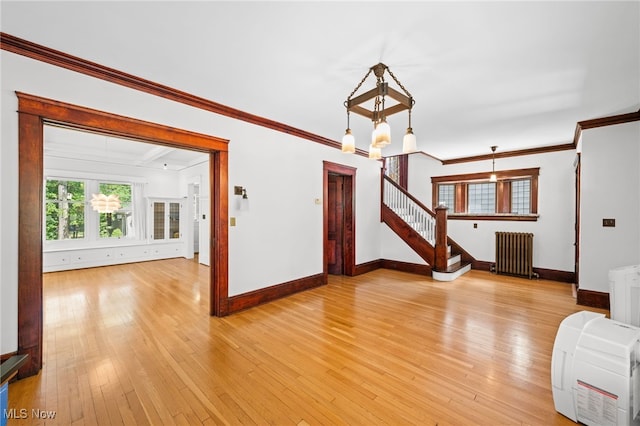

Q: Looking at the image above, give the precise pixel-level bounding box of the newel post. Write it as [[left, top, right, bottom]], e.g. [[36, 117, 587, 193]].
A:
[[434, 204, 448, 272]]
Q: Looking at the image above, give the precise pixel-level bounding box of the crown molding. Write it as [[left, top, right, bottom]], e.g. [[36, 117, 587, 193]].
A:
[[0, 32, 369, 158], [573, 108, 640, 147]]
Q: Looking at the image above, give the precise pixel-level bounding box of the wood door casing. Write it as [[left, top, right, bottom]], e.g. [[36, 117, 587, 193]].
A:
[[16, 93, 229, 378], [323, 161, 356, 280]]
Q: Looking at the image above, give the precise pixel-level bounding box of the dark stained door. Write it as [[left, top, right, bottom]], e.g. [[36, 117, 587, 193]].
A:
[[327, 174, 345, 275]]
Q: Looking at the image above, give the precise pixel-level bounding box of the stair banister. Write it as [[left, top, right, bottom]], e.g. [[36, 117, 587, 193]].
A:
[[382, 175, 436, 217]]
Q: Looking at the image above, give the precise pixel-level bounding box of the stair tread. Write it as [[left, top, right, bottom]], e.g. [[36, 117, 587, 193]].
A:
[[439, 261, 472, 273]]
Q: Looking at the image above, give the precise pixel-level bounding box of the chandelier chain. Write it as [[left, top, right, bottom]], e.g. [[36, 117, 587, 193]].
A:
[[346, 68, 374, 101], [386, 66, 413, 99]]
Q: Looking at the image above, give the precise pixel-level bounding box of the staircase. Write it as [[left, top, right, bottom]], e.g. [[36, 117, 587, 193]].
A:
[[382, 175, 472, 281]]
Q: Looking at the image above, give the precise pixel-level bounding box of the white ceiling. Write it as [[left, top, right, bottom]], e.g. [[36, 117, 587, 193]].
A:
[[2, 1, 639, 161], [44, 125, 208, 171]]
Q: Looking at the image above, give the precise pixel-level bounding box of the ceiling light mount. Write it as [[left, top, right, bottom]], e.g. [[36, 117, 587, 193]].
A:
[[341, 63, 417, 157]]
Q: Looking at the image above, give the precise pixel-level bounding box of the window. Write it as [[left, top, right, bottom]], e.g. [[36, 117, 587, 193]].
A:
[[467, 182, 496, 214], [384, 155, 408, 189], [438, 184, 455, 210], [45, 179, 85, 240], [99, 182, 132, 238], [44, 177, 140, 243], [511, 179, 530, 215], [432, 168, 539, 221]]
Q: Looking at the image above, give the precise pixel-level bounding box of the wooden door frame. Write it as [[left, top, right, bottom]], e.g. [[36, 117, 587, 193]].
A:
[[16, 92, 229, 378], [323, 161, 356, 280], [574, 153, 581, 289]]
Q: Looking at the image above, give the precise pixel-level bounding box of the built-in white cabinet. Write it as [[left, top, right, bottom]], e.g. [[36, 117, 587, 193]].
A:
[[150, 198, 183, 241], [43, 242, 185, 272]]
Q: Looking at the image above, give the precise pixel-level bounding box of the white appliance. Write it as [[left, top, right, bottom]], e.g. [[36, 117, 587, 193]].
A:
[[552, 311, 640, 426], [610, 265, 640, 327]]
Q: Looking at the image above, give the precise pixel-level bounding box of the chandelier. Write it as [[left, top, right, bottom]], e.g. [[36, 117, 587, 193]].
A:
[[90, 193, 121, 214], [341, 63, 417, 158]]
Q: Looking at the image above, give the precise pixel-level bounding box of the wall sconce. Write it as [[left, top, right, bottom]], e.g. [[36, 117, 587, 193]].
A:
[[234, 186, 249, 212]]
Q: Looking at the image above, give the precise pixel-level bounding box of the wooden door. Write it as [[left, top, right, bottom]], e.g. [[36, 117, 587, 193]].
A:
[[327, 174, 344, 275]]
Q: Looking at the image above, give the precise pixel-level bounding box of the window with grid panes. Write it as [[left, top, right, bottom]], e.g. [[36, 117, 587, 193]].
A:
[[511, 179, 530, 214], [430, 168, 539, 221], [467, 182, 496, 214], [438, 184, 455, 210]]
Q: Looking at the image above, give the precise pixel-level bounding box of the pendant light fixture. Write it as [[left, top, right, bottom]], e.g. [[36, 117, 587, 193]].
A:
[[490, 146, 498, 182], [341, 111, 355, 153], [341, 63, 418, 157]]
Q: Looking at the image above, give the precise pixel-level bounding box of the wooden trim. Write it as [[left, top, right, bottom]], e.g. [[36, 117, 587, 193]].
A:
[[472, 260, 493, 271], [18, 111, 43, 378], [16, 92, 228, 152], [454, 183, 467, 214], [576, 289, 610, 310], [533, 268, 575, 283], [448, 214, 539, 222], [323, 161, 357, 278], [353, 259, 433, 276], [496, 181, 511, 213], [381, 259, 431, 275], [15, 93, 230, 378], [426, 109, 639, 164], [573, 108, 640, 147], [432, 167, 540, 184], [210, 151, 229, 316], [1, 32, 369, 157], [381, 205, 435, 265], [353, 259, 384, 276], [432, 167, 539, 219], [448, 237, 476, 266], [574, 153, 581, 288], [473, 260, 576, 283], [442, 144, 576, 165], [227, 274, 325, 314]]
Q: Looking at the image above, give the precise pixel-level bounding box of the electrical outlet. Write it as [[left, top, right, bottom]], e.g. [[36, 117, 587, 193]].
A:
[[603, 218, 616, 227]]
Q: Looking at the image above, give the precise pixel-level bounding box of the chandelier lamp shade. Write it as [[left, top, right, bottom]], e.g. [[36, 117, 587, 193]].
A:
[[341, 63, 417, 158], [90, 193, 122, 214]]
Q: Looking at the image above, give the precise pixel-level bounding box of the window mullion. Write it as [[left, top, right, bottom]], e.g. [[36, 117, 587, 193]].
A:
[[86, 180, 99, 242], [496, 181, 511, 214], [456, 183, 467, 213]]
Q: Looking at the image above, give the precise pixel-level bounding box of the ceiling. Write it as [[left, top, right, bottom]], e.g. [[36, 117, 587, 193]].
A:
[[2, 1, 639, 161], [44, 125, 208, 172]]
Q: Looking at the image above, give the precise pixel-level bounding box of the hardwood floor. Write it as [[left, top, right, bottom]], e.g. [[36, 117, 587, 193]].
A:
[[7, 259, 607, 425]]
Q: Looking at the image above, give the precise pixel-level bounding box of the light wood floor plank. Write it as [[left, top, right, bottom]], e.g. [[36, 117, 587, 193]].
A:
[[7, 259, 607, 425]]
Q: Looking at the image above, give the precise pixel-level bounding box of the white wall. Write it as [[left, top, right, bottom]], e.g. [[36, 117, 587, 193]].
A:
[[579, 121, 640, 292], [0, 51, 382, 354], [391, 149, 578, 272]]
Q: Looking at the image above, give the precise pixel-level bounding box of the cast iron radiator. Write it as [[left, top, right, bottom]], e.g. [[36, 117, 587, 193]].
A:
[[494, 232, 535, 279]]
